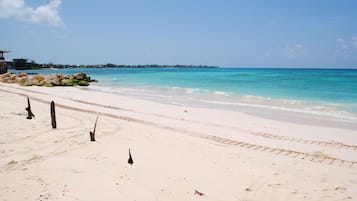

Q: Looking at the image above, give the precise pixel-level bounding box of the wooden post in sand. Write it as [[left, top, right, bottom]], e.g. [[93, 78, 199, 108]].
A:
[[25, 97, 35, 119], [50, 101, 56, 129], [89, 116, 98, 141], [128, 149, 134, 165]]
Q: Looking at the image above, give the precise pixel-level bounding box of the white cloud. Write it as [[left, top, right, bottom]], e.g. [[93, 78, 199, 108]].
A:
[[336, 38, 348, 49], [0, 0, 62, 26], [335, 37, 357, 60], [263, 53, 272, 59], [352, 37, 357, 49], [287, 44, 308, 59]]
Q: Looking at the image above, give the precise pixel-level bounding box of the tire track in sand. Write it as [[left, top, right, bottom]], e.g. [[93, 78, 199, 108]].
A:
[[1, 87, 356, 169], [5, 86, 357, 152]]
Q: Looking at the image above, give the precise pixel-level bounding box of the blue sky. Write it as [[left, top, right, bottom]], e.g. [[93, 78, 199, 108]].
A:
[[1, 0, 357, 68]]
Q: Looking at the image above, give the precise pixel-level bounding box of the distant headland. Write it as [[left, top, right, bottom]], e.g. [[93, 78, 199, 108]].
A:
[[8, 59, 219, 70]]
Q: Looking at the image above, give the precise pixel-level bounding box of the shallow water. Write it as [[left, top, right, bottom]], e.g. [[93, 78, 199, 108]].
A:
[[11, 67, 357, 123]]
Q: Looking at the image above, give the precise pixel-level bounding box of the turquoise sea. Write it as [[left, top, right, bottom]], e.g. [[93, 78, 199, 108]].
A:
[[12, 68, 357, 122]]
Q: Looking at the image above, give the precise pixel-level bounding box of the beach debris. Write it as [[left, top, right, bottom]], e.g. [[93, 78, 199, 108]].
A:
[[335, 186, 347, 191], [245, 188, 252, 192], [194, 189, 205, 196], [7, 160, 18, 166], [89, 116, 99, 141], [128, 149, 134, 165], [25, 97, 35, 119], [0, 72, 96, 87], [50, 101, 56, 129]]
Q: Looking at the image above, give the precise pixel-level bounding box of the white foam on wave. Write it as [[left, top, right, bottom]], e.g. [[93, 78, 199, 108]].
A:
[[213, 91, 230, 96], [89, 85, 357, 122], [166, 86, 204, 94], [185, 88, 200, 94], [241, 94, 304, 105], [200, 98, 357, 121], [167, 86, 230, 97]]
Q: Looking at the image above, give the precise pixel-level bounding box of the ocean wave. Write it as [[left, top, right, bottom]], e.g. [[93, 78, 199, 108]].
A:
[[185, 88, 201, 94], [241, 95, 304, 105], [213, 91, 230, 96], [200, 98, 357, 121], [165, 86, 231, 97], [166, 86, 204, 94], [89, 85, 357, 121]]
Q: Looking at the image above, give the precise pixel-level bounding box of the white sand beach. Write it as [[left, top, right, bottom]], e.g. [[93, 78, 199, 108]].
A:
[[0, 83, 356, 201]]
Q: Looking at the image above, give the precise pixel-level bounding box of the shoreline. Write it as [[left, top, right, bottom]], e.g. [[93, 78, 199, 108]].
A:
[[89, 84, 357, 130], [7, 68, 357, 124], [1, 83, 357, 200]]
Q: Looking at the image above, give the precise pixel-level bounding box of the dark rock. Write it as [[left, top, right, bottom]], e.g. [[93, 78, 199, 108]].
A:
[[78, 80, 89, 86]]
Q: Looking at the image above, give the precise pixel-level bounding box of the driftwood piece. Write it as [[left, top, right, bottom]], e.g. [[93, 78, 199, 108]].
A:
[[128, 149, 134, 165], [25, 97, 35, 119], [194, 190, 205, 196], [50, 101, 56, 129], [89, 116, 98, 141]]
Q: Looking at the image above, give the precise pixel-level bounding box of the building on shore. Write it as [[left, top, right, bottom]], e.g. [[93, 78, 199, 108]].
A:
[[6, 61, 12, 69], [12, 58, 32, 70], [0, 50, 10, 74]]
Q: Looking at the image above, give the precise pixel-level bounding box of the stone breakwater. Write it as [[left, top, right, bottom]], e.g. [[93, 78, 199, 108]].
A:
[[0, 72, 97, 87]]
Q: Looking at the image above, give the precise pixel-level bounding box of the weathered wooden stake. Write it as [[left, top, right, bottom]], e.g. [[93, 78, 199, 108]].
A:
[[128, 149, 134, 165], [89, 116, 98, 141], [50, 101, 56, 129], [25, 97, 35, 119], [194, 190, 205, 196]]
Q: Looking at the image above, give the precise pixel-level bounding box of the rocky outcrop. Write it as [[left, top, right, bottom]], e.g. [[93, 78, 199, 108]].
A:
[[0, 72, 97, 87]]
